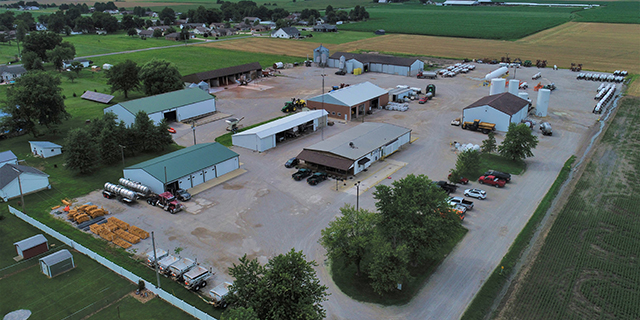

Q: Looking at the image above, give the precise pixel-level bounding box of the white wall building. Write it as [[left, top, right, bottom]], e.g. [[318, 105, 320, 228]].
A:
[[104, 88, 215, 126], [271, 27, 300, 39], [0, 150, 18, 167], [328, 52, 424, 77], [232, 110, 328, 152], [0, 164, 51, 201], [29, 141, 62, 158], [462, 92, 531, 132], [123, 142, 239, 194]]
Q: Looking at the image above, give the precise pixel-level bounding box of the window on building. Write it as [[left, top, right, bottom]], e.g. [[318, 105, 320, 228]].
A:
[[331, 111, 336, 115], [338, 113, 341, 116]]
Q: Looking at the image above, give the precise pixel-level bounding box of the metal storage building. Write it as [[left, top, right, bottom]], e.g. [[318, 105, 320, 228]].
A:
[[306, 82, 389, 122], [182, 62, 262, 88], [39, 249, 75, 278], [297, 122, 411, 175], [462, 92, 531, 132], [104, 88, 215, 126], [14, 234, 49, 259], [327, 52, 424, 76], [313, 45, 330, 66], [0, 164, 51, 202], [29, 141, 62, 158], [0, 150, 18, 167], [123, 142, 239, 194], [232, 110, 328, 152]]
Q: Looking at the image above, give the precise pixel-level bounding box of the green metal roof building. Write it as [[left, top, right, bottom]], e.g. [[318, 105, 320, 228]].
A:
[[104, 88, 215, 126], [123, 143, 239, 193]]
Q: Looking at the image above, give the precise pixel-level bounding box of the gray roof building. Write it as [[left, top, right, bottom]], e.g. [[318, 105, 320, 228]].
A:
[[39, 249, 75, 278], [182, 62, 262, 87], [308, 82, 388, 107], [0, 150, 18, 166], [0, 164, 48, 189]]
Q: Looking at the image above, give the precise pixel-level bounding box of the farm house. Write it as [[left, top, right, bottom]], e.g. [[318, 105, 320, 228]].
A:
[[232, 110, 328, 152], [123, 142, 239, 194], [29, 141, 62, 158], [296, 122, 411, 175], [0, 150, 18, 167], [0, 164, 51, 202], [328, 52, 424, 76], [14, 234, 49, 259], [271, 27, 300, 39], [462, 92, 531, 132], [306, 82, 389, 122], [39, 250, 75, 278], [182, 62, 262, 88], [104, 88, 215, 126]]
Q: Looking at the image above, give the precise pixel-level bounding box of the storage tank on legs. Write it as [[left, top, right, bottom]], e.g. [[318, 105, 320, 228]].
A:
[[490, 78, 506, 95], [536, 89, 551, 117]]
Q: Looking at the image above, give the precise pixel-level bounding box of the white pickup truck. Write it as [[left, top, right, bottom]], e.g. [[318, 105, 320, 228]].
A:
[[448, 196, 474, 210]]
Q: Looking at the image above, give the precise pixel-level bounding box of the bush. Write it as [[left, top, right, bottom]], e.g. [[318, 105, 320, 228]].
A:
[[73, 93, 77, 97]]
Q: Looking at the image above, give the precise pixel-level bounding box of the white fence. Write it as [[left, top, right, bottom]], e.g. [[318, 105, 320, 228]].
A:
[[8, 206, 217, 320]]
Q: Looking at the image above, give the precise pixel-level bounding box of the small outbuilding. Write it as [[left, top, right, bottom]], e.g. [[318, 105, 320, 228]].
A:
[[104, 88, 215, 126], [29, 141, 62, 158], [0, 150, 18, 167], [462, 92, 531, 132], [124, 142, 239, 193], [0, 164, 51, 201], [313, 24, 337, 32], [62, 58, 91, 69], [39, 249, 75, 278], [14, 234, 49, 259], [232, 110, 328, 152], [297, 122, 411, 176], [306, 82, 389, 121]]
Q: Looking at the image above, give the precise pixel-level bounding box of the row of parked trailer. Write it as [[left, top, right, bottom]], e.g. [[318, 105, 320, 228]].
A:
[[438, 63, 476, 78], [146, 248, 232, 308], [577, 73, 625, 83], [385, 102, 409, 111], [593, 85, 616, 114]]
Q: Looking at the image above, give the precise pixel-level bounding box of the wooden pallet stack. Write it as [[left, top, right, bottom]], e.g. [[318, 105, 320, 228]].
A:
[[128, 226, 150, 239]]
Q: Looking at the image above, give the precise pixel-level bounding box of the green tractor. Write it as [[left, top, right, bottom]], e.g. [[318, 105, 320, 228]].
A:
[[523, 60, 532, 67], [426, 84, 436, 97], [282, 98, 306, 113]]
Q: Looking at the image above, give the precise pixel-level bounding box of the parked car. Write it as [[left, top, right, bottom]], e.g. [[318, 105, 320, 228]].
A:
[[451, 118, 461, 126], [284, 157, 299, 168], [448, 196, 474, 210], [174, 189, 191, 201], [448, 174, 469, 184], [307, 172, 328, 185], [418, 96, 429, 104], [483, 170, 511, 182], [478, 175, 506, 188], [464, 188, 487, 200], [292, 168, 312, 181]]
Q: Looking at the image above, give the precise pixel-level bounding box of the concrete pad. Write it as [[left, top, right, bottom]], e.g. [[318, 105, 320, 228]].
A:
[[342, 159, 407, 195], [187, 168, 247, 196]]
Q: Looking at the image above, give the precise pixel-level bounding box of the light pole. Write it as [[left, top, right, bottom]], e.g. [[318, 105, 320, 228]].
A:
[[11, 167, 25, 213], [321, 73, 326, 140], [118, 145, 126, 168], [191, 121, 197, 145], [355, 180, 361, 211]]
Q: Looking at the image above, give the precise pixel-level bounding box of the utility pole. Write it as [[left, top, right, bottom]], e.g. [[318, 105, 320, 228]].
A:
[[119, 145, 126, 168], [355, 181, 361, 211], [11, 167, 25, 213], [151, 232, 161, 288], [321, 73, 326, 140], [191, 121, 197, 145]]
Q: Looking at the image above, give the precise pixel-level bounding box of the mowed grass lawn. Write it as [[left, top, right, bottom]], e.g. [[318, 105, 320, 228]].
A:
[[65, 32, 202, 57]]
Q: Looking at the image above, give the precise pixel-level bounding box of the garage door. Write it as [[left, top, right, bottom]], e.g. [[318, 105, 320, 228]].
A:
[[215, 157, 239, 177], [178, 176, 190, 189], [191, 171, 205, 188], [204, 166, 216, 182]]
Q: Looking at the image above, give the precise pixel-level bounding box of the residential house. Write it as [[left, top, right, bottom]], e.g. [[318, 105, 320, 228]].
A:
[[96, 29, 107, 35], [138, 30, 154, 38], [104, 9, 119, 15], [62, 58, 91, 69], [0, 150, 18, 168], [217, 28, 237, 36], [36, 23, 47, 31], [192, 27, 211, 35], [251, 25, 267, 32], [271, 27, 300, 39], [313, 24, 337, 32], [234, 23, 252, 31], [243, 17, 261, 24], [165, 32, 181, 41], [209, 23, 226, 30], [0, 164, 51, 202], [0, 65, 27, 82]]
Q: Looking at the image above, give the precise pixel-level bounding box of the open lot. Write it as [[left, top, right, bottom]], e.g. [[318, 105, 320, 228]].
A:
[[72, 62, 611, 319]]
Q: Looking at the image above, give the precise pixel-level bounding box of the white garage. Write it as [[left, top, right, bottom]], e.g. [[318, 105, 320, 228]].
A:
[[104, 88, 215, 127], [232, 110, 328, 152], [0, 164, 51, 202], [123, 142, 239, 194], [462, 92, 531, 132]]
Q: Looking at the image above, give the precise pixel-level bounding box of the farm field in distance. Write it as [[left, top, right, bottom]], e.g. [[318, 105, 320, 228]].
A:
[[495, 97, 640, 319]]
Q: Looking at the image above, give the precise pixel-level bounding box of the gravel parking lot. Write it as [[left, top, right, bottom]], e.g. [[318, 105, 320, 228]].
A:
[[76, 63, 612, 319]]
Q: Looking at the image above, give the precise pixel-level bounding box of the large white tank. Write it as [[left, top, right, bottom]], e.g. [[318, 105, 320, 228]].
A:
[[490, 78, 506, 95], [518, 92, 529, 100], [485, 66, 508, 80], [536, 89, 551, 117], [508, 80, 520, 95]]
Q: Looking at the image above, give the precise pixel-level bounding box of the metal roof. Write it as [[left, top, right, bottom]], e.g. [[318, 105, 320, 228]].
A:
[[464, 92, 530, 116], [307, 82, 388, 107], [233, 110, 327, 139], [303, 122, 411, 160], [14, 234, 47, 250], [125, 143, 238, 183], [39, 249, 73, 266], [0, 164, 49, 189], [296, 149, 353, 171], [329, 52, 421, 67], [115, 88, 213, 116], [0, 150, 17, 163], [182, 62, 262, 83], [280, 27, 299, 35], [444, 0, 478, 4], [29, 141, 62, 149], [81, 91, 114, 104], [0, 64, 27, 75]]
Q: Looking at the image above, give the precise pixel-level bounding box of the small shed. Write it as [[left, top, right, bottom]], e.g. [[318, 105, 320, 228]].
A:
[[0, 150, 18, 167], [39, 249, 75, 278], [29, 141, 62, 158], [14, 234, 49, 259]]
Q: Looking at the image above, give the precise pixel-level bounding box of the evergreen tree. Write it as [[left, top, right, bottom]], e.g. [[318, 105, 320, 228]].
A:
[[498, 123, 539, 161]]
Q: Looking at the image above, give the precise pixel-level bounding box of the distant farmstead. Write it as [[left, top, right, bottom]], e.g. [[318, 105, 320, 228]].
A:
[[271, 27, 300, 39], [313, 24, 337, 32]]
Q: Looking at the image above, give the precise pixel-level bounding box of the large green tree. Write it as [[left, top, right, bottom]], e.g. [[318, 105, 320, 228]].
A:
[[221, 307, 259, 320], [132, 111, 157, 152], [22, 31, 62, 62], [481, 130, 497, 153], [367, 240, 411, 295], [46, 42, 76, 71], [319, 204, 377, 276], [2, 71, 69, 136], [453, 149, 481, 179], [65, 128, 98, 174], [138, 59, 183, 96], [106, 59, 140, 98], [498, 122, 539, 161], [21, 51, 43, 71]]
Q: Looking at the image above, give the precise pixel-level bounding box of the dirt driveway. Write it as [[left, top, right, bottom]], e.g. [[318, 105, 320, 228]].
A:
[[76, 64, 612, 319]]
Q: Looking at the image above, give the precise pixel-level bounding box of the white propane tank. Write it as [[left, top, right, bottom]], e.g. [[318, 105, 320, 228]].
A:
[[508, 80, 520, 95], [485, 66, 509, 80], [273, 62, 284, 69], [536, 89, 551, 117], [490, 78, 506, 95]]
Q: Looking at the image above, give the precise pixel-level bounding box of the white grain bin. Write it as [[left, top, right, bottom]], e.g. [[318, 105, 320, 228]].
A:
[[485, 66, 508, 80], [508, 80, 520, 95], [536, 88, 551, 117], [490, 78, 506, 95]]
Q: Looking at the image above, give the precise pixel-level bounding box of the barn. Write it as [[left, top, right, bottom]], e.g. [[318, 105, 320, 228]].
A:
[[14, 234, 49, 259], [232, 110, 328, 152], [39, 249, 75, 278], [182, 62, 263, 88], [462, 92, 531, 132], [104, 88, 215, 126], [0, 150, 18, 167], [0, 164, 51, 202], [29, 141, 62, 158], [306, 82, 389, 122], [297, 122, 411, 176], [327, 52, 424, 76], [123, 142, 239, 194]]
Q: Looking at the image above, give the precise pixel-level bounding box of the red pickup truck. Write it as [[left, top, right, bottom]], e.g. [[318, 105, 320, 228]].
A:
[[478, 175, 506, 188]]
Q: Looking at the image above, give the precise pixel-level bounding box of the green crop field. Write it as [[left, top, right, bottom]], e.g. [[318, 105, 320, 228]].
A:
[[496, 97, 640, 319], [573, 1, 640, 24]]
